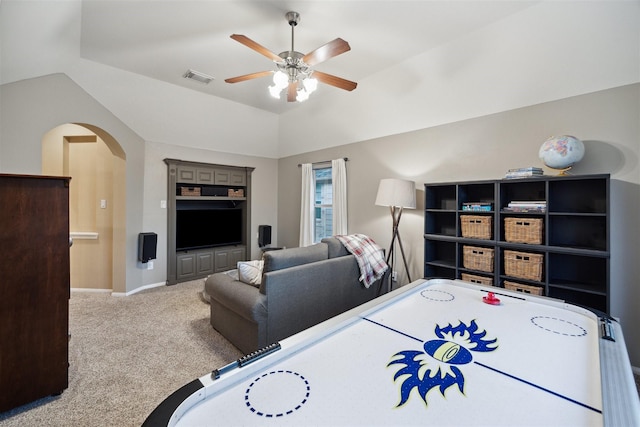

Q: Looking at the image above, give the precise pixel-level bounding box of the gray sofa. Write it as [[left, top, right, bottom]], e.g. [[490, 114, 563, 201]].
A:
[[204, 237, 388, 353]]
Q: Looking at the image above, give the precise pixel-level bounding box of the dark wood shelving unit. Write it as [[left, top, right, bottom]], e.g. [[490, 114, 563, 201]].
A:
[[424, 174, 610, 313]]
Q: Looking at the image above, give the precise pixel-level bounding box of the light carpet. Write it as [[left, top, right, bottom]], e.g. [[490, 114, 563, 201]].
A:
[[0, 279, 241, 427]]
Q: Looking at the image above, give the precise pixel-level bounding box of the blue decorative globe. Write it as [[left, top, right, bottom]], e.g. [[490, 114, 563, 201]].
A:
[[539, 135, 585, 173]]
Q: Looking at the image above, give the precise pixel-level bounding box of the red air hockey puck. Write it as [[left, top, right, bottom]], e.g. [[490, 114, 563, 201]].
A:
[[483, 292, 500, 305]]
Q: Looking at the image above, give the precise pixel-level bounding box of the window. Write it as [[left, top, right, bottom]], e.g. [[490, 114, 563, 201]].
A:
[[313, 166, 333, 242], [300, 158, 347, 248]]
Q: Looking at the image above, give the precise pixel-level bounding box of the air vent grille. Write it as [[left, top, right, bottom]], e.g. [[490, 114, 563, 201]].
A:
[[183, 69, 214, 84]]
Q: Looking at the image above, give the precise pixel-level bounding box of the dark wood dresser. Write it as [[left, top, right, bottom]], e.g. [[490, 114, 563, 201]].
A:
[[0, 174, 70, 412]]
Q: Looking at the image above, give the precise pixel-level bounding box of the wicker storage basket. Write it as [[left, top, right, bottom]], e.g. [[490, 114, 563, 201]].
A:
[[461, 215, 492, 239], [461, 273, 493, 286], [504, 217, 543, 244], [463, 246, 494, 272], [504, 250, 543, 281], [180, 186, 201, 196], [228, 189, 244, 197], [504, 280, 544, 296]]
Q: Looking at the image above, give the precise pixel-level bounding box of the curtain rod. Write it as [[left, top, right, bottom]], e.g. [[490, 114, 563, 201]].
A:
[[298, 157, 349, 167]]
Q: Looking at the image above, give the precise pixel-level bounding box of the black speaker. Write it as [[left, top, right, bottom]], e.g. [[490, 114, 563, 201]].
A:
[[138, 232, 157, 263], [258, 225, 271, 247]]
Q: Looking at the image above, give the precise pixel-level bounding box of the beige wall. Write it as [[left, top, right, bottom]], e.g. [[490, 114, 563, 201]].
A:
[[277, 83, 640, 366], [0, 74, 144, 294], [67, 140, 112, 289], [42, 124, 118, 290]]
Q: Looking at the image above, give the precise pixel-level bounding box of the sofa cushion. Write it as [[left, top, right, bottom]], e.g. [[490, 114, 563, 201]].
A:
[[262, 243, 328, 273], [237, 260, 263, 286], [322, 237, 350, 258]]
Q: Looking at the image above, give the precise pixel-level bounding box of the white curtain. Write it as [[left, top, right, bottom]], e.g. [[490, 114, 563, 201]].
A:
[[299, 163, 315, 247], [332, 158, 348, 236]]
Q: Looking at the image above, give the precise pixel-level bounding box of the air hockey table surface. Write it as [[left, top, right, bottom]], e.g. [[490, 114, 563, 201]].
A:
[[144, 279, 640, 426]]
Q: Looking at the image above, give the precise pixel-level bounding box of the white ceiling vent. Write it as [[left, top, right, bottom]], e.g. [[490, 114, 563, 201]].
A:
[[183, 69, 214, 84]]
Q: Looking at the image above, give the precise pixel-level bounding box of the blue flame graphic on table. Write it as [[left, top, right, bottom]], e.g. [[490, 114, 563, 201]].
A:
[[388, 320, 498, 407]]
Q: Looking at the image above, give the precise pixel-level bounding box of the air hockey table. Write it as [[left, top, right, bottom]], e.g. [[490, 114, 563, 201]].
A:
[[144, 279, 640, 426]]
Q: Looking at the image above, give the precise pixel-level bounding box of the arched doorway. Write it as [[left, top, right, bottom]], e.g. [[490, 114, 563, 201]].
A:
[[42, 123, 126, 291]]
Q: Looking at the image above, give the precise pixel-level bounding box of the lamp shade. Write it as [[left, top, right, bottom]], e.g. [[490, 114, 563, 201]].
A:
[[375, 178, 416, 209]]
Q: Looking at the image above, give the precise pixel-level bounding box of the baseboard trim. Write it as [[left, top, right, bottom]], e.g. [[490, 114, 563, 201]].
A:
[[71, 282, 167, 297], [72, 282, 175, 297], [111, 281, 166, 297], [71, 288, 112, 293]]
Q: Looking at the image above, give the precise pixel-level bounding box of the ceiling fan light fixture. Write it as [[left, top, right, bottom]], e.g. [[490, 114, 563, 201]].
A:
[[303, 77, 318, 93], [273, 71, 288, 88], [182, 69, 214, 85], [296, 88, 310, 102], [269, 84, 282, 99]]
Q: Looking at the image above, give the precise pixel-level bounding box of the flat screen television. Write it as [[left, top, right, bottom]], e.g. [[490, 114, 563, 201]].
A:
[[176, 208, 242, 251]]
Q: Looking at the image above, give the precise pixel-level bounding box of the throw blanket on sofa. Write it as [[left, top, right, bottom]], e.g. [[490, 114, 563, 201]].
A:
[[336, 234, 388, 288]]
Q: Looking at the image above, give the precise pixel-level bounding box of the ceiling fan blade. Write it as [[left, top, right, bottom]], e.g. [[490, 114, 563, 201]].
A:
[[313, 71, 358, 91], [303, 38, 351, 66], [225, 71, 273, 84], [287, 82, 297, 102], [230, 34, 282, 62]]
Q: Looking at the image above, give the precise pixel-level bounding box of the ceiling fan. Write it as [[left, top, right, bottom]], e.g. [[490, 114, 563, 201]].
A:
[[225, 11, 357, 102]]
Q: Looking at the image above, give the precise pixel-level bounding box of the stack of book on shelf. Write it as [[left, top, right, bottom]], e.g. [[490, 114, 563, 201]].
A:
[[503, 201, 547, 213], [504, 167, 544, 179], [462, 202, 493, 212]]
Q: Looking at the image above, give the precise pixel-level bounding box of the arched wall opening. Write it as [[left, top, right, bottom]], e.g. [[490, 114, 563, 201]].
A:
[[42, 123, 126, 292]]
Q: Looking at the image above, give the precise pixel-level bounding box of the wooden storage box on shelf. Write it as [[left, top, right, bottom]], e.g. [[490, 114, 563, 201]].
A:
[[504, 280, 544, 296], [463, 245, 494, 273], [180, 187, 201, 196], [504, 217, 543, 244], [461, 273, 493, 286], [504, 250, 543, 281], [461, 215, 492, 239]]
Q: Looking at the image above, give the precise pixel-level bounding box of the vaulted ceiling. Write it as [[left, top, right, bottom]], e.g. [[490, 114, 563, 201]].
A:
[[76, 1, 536, 114], [1, 1, 636, 158]]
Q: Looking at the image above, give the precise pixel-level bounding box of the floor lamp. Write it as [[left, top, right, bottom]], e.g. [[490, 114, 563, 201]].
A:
[[375, 178, 416, 292]]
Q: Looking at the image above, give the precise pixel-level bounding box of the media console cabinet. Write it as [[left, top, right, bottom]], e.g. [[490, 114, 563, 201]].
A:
[[165, 159, 254, 285]]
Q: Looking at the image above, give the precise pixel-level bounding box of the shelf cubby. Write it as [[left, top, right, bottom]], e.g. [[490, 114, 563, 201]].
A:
[[425, 210, 457, 236], [458, 182, 495, 207], [426, 185, 456, 210], [548, 178, 607, 213], [547, 252, 608, 293], [548, 215, 607, 251], [499, 179, 546, 210]]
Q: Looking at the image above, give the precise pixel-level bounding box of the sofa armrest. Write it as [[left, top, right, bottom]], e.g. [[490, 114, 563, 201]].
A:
[[205, 273, 267, 324], [321, 237, 350, 258]]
